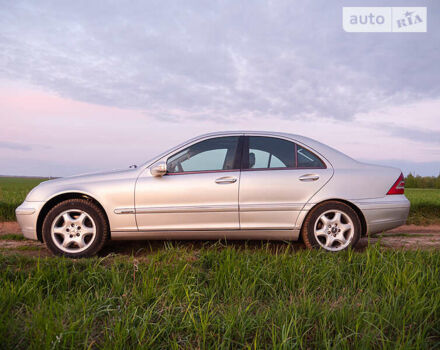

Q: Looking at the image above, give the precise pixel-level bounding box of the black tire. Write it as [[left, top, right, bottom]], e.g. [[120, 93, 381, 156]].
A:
[[301, 201, 361, 251], [42, 199, 108, 258]]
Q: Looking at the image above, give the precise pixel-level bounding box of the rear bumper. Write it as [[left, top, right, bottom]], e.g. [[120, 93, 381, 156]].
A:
[[15, 201, 46, 241], [354, 195, 410, 235]]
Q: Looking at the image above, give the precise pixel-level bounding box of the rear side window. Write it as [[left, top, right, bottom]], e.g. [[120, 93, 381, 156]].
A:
[[244, 136, 325, 170], [247, 137, 295, 169]]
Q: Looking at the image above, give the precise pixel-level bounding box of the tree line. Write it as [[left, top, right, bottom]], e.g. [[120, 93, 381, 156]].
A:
[[405, 174, 440, 189]]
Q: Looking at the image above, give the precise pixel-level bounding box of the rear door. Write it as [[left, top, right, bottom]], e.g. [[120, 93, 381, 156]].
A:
[[239, 135, 333, 229]]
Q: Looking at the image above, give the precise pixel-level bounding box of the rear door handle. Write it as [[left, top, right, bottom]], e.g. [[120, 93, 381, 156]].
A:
[[299, 174, 320, 182], [215, 176, 237, 184]]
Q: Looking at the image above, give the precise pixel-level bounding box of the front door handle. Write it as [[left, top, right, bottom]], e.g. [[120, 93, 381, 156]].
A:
[[215, 176, 237, 184], [299, 174, 320, 182]]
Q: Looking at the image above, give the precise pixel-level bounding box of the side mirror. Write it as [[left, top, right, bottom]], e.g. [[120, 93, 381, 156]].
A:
[[150, 162, 167, 177]]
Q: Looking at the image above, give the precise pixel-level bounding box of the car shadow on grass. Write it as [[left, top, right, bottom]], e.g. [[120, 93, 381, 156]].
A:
[[100, 231, 407, 256], [100, 239, 308, 257]]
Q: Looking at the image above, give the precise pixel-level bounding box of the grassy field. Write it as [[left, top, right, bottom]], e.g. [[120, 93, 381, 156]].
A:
[[1, 177, 439, 225], [1, 179, 440, 348], [0, 177, 48, 221], [406, 188, 440, 225], [1, 245, 440, 349]]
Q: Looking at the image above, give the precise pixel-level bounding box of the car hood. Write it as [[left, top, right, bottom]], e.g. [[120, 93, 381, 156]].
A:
[[25, 168, 140, 201], [48, 168, 137, 183]]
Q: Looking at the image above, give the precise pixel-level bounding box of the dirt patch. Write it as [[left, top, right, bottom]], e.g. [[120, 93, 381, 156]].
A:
[[358, 225, 440, 250], [387, 224, 440, 235], [1, 223, 439, 256], [0, 238, 49, 257], [0, 222, 21, 235], [0, 240, 42, 248]]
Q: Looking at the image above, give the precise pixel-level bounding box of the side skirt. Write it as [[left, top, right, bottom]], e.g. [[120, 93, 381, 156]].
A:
[[111, 229, 300, 241]]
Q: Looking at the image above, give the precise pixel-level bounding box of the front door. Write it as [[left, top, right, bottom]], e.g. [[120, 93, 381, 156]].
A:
[[239, 136, 333, 230], [135, 136, 242, 231]]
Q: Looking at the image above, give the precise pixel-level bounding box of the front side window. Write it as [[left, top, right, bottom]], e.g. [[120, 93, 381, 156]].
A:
[[167, 136, 239, 173], [246, 136, 295, 169]]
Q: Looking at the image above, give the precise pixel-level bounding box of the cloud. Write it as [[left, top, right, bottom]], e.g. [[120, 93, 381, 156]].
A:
[[378, 124, 440, 144], [0, 141, 32, 151], [1, 0, 439, 122]]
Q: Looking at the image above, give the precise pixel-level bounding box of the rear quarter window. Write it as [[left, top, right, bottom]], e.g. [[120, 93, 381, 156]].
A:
[[297, 145, 325, 168]]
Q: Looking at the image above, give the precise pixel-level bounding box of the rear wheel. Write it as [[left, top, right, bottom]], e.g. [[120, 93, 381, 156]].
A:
[[42, 199, 108, 258], [301, 201, 361, 251]]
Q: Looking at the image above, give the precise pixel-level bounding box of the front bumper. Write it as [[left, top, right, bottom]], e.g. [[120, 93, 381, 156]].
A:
[[354, 195, 410, 235], [15, 201, 46, 241]]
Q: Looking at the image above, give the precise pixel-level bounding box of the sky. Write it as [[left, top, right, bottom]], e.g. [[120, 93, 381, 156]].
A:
[[0, 0, 439, 177]]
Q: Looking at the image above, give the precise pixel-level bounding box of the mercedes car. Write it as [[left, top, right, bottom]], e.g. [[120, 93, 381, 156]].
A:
[[16, 131, 410, 257]]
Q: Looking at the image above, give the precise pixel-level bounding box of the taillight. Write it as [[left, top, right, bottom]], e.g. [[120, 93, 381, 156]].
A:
[[387, 173, 405, 195]]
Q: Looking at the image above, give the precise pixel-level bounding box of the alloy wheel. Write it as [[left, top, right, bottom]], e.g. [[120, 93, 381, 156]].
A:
[[313, 209, 355, 251], [50, 210, 96, 253]]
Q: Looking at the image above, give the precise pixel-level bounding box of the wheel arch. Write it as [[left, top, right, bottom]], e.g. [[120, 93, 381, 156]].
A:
[[36, 192, 110, 242], [300, 198, 367, 237]]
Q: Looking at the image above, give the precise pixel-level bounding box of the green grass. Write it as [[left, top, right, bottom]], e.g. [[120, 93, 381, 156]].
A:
[[1, 245, 440, 349], [405, 189, 440, 225], [0, 177, 48, 221], [1, 177, 439, 225], [0, 234, 27, 241]]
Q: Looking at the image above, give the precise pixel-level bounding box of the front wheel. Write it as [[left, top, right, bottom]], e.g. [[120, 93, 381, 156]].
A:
[[42, 199, 108, 258], [301, 201, 361, 251]]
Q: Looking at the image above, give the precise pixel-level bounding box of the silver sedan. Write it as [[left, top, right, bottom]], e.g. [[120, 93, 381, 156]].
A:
[[16, 131, 410, 257]]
